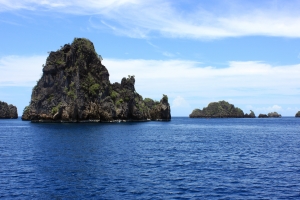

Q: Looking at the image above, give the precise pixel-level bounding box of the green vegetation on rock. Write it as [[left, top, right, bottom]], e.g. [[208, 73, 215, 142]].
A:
[[21, 38, 171, 122], [51, 103, 61, 115], [189, 100, 244, 118], [0, 101, 18, 119]]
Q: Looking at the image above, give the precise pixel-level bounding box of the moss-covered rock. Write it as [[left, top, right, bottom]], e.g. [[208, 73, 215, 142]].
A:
[[22, 38, 171, 122], [0, 101, 18, 119], [189, 100, 244, 118]]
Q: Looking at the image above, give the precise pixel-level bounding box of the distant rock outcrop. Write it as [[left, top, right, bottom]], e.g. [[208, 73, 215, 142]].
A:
[[258, 114, 268, 118], [145, 95, 171, 120], [22, 38, 171, 122], [296, 111, 300, 117], [268, 112, 281, 118], [258, 112, 281, 118], [0, 101, 18, 119], [189, 100, 244, 118], [244, 110, 256, 118]]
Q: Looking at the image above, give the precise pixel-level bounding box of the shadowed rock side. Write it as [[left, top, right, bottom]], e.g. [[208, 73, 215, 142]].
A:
[[0, 101, 18, 119], [189, 100, 244, 118], [258, 114, 268, 118], [258, 112, 281, 118], [244, 110, 256, 118], [295, 111, 300, 117], [144, 95, 171, 121], [22, 38, 171, 122]]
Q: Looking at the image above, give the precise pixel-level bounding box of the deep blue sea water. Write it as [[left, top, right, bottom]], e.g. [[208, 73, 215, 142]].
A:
[[1, 117, 300, 199]]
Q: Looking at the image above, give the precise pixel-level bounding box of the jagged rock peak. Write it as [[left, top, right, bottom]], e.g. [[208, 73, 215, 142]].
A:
[[244, 110, 256, 118], [0, 101, 18, 119], [22, 38, 171, 122]]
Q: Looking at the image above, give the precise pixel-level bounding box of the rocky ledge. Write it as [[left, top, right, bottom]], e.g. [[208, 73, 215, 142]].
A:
[[22, 38, 171, 122], [258, 112, 281, 118], [295, 111, 300, 117], [189, 100, 251, 118], [0, 101, 18, 119]]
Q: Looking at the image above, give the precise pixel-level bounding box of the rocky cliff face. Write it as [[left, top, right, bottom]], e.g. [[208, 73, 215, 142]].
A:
[[0, 101, 18, 119], [296, 111, 300, 117], [189, 100, 244, 118], [22, 38, 171, 122]]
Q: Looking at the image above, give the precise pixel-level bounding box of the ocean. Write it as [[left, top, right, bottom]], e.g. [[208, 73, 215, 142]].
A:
[[0, 117, 300, 199]]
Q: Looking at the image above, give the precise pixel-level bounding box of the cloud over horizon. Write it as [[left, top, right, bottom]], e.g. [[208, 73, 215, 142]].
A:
[[1, 54, 299, 114], [1, 54, 299, 96], [1, 0, 300, 39]]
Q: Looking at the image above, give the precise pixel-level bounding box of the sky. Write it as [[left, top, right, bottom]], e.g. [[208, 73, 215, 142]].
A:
[[0, 0, 300, 116]]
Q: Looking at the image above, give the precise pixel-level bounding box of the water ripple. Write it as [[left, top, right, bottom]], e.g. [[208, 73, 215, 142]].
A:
[[0, 118, 300, 199]]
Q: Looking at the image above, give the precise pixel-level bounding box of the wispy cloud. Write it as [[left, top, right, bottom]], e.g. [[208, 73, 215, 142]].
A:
[[0, 55, 46, 86], [146, 41, 175, 57], [1, 0, 300, 39]]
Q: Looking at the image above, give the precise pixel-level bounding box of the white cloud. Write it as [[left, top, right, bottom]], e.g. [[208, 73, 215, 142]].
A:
[[247, 105, 283, 115], [0, 0, 139, 11], [270, 105, 282, 110], [0, 55, 46, 86], [162, 52, 174, 58], [1, 0, 300, 39], [105, 59, 300, 98], [172, 96, 190, 108]]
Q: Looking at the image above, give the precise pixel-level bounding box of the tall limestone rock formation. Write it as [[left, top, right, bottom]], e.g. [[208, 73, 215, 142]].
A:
[[22, 38, 171, 122]]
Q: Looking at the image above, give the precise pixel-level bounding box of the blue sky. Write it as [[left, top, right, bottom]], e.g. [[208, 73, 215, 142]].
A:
[[0, 0, 300, 116]]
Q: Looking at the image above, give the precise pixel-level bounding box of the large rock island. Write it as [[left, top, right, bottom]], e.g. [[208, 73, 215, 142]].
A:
[[22, 38, 171, 122], [0, 101, 18, 119], [296, 111, 300, 117], [189, 101, 246, 118]]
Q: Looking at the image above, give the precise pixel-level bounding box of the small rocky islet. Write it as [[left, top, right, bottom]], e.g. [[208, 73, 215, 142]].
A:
[[22, 38, 171, 122], [189, 100, 289, 118], [258, 112, 281, 118], [0, 101, 18, 119], [189, 100, 255, 118]]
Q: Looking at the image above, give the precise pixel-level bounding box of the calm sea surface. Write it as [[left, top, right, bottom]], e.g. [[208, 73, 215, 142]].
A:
[[0, 117, 300, 199]]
